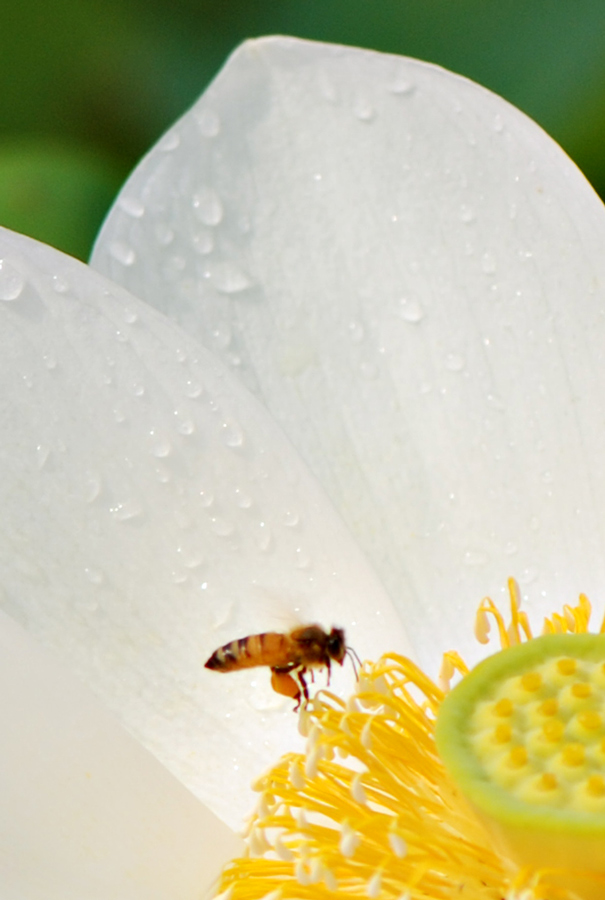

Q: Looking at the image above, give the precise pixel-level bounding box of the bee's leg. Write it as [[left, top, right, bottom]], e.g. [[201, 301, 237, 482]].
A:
[[271, 667, 302, 710], [298, 667, 309, 704], [325, 657, 332, 686]]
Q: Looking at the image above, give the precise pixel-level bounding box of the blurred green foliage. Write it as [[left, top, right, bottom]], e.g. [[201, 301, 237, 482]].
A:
[[1, 0, 605, 260]]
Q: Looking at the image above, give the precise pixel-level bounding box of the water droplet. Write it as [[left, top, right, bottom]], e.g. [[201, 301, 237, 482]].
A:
[[256, 521, 272, 552], [155, 223, 174, 246], [212, 324, 232, 349], [197, 108, 221, 137], [211, 517, 235, 537], [348, 320, 364, 342], [542, 470, 554, 484], [118, 196, 145, 218], [84, 567, 104, 585], [284, 510, 300, 527], [83, 472, 103, 503], [353, 96, 375, 121], [184, 380, 203, 399], [184, 553, 204, 570], [295, 546, 311, 569], [43, 354, 57, 370], [36, 445, 51, 469], [52, 274, 70, 293], [111, 500, 143, 521], [398, 296, 424, 323], [481, 252, 497, 274], [132, 382, 145, 397], [222, 419, 244, 448], [154, 463, 171, 484], [192, 230, 214, 255], [108, 242, 136, 267], [388, 72, 414, 95], [463, 549, 489, 567], [199, 489, 214, 508], [177, 419, 195, 436], [0, 259, 24, 301], [444, 353, 465, 372], [211, 263, 251, 294], [151, 439, 171, 458], [192, 187, 223, 226], [505, 541, 518, 556], [234, 488, 252, 509], [158, 131, 180, 152], [459, 205, 476, 224], [493, 114, 504, 133]]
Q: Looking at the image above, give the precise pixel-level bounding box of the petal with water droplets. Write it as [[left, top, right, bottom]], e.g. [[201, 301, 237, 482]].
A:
[[93, 37, 605, 668], [0, 226, 406, 829]]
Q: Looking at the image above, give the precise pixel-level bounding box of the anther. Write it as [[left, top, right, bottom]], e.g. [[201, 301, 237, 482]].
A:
[[561, 743, 585, 767], [538, 698, 558, 716], [537, 772, 558, 791], [587, 775, 605, 797], [494, 698, 513, 717], [571, 682, 591, 699], [542, 719, 564, 742], [557, 658, 577, 676], [493, 723, 512, 744], [578, 710, 601, 731], [508, 747, 528, 768], [521, 672, 542, 692]]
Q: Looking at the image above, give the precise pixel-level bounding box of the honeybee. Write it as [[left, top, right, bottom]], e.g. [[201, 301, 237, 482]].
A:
[[204, 624, 359, 710]]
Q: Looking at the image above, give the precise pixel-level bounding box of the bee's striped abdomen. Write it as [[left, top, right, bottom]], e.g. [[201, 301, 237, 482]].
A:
[[204, 631, 290, 672]]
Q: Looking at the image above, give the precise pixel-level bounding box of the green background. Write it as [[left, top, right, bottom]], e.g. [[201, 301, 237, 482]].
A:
[[2, 0, 604, 261]]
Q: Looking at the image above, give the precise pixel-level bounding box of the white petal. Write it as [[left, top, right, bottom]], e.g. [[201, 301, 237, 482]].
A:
[[0, 609, 240, 898], [93, 37, 605, 665], [0, 227, 407, 826]]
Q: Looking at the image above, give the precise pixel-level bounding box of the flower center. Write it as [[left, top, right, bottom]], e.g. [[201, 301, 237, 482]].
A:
[[436, 633, 605, 899]]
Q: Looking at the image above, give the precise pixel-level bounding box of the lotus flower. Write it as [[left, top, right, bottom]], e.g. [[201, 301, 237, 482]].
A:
[[2, 35, 605, 899]]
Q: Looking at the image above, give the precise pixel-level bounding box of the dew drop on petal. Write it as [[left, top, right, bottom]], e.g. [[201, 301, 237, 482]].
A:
[[158, 131, 180, 152], [212, 263, 252, 294], [398, 296, 424, 323], [52, 274, 70, 293], [353, 96, 375, 121], [108, 242, 136, 267], [0, 259, 24, 301], [84, 567, 104, 585], [192, 230, 214, 255], [389, 73, 414, 95], [192, 187, 223, 226], [118, 196, 145, 218], [184, 380, 203, 399], [199, 490, 214, 508], [196, 108, 221, 137], [222, 419, 244, 448]]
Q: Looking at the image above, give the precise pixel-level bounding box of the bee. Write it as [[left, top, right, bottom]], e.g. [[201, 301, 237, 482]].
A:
[[204, 624, 359, 710]]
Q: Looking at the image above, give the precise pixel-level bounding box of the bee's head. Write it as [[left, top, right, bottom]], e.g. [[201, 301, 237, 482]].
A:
[[327, 627, 347, 664]]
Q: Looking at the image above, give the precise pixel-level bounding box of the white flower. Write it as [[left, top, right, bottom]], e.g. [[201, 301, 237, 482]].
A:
[[1, 35, 604, 899]]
